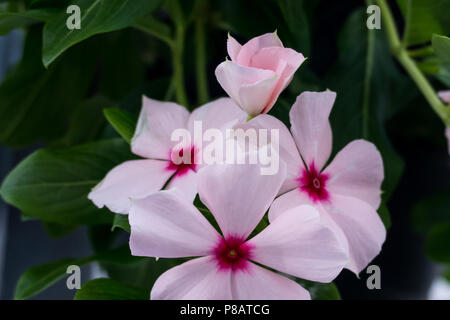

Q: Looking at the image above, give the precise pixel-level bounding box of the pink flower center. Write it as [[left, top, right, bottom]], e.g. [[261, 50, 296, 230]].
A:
[[213, 236, 252, 272], [297, 162, 329, 202], [166, 145, 197, 176]]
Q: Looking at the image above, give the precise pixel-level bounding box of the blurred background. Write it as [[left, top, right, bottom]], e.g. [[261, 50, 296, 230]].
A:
[[0, 0, 449, 299]]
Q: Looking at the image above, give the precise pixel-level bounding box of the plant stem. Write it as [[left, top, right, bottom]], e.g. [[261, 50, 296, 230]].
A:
[[362, 0, 376, 139], [377, 0, 450, 126], [172, 23, 188, 107], [194, 0, 209, 105]]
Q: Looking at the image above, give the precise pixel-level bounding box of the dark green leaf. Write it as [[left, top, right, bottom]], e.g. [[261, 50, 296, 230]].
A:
[[14, 245, 140, 300], [425, 222, 450, 263], [0, 26, 96, 147], [398, 0, 450, 46], [42, 221, 78, 238], [0, 139, 133, 225], [74, 278, 149, 300], [112, 214, 130, 233], [103, 108, 137, 144], [0, 9, 54, 35], [14, 257, 92, 300], [54, 96, 114, 147], [413, 189, 450, 232], [296, 279, 341, 300], [432, 34, 450, 63], [42, 0, 162, 67]]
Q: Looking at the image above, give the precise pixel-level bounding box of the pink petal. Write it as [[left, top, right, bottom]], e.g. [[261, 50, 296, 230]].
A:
[[438, 90, 450, 103], [323, 194, 386, 274], [187, 97, 247, 137], [88, 159, 172, 214], [246, 114, 304, 194], [151, 256, 232, 300], [446, 127, 450, 155], [324, 140, 384, 209], [250, 47, 305, 113], [238, 74, 280, 116], [227, 34, 242, 61], [198, 162, 286, 239], [231, 262, 310, 300], [248, 205, 348, 282], [236, 32, 283, 66], [268, 188, 311, 222], [131, 96, 189, 159], [166, 169, 198, 203], [290, 91, 336, 171], [129, 190, 220, 258], [215, 61, 278, 116]]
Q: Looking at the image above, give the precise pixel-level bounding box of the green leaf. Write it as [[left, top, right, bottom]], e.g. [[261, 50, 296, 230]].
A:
[[413, 189, 450, 233], [42, 0, 162, 67], [14, 257, 92, 300], [432, 34, 450, 63], [42, 221, 78, 238], [54, 96, 114, 147], [0, 26, 96, 147], [0, 139, 133, 225], [75, 278, 149, 300], [14, 245, 140, 300], [103, 108, 137, 144], [378, 202, 392, 230], [112, 214, 130, 233], [297, 279, 341, 300], [398, 0, 450, 46], [0, 9, 54, 35], [425, 222, 450, 263]]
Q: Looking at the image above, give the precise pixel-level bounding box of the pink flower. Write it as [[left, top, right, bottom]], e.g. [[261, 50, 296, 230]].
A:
[[244, 91, 386, 274], [88, 96, 246, 214], [129, 162, 347, 300], [438, 90, 450, 155], [215, 32, 305, 117]]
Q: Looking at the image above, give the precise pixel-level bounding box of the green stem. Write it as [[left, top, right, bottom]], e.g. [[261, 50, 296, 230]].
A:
[[362, 0, 376, 139], [194, 0, 209, 105], [173, 23, 188, 107], [377, 0, 450, 126]]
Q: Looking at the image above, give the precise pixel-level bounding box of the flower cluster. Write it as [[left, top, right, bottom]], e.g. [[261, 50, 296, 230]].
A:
[[89, 32, 386, 300]]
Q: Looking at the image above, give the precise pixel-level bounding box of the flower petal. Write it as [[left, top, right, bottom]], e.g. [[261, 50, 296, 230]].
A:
[[88, 159, 172, 214], [246, 114, 303, 194], [236, 32, 283, 66], [290, 91, 336, 171], [248, 205, 347, 282], [231, 262, 310, 300], [446, 127, 450, 155], [198, 162, 286, 239], [215, 61, 277, 116], [438, 90, 450, 103], [238, 74, 280, 116], [151, 256, 232, 300], [268, 188, 311, 222], [166, 169, 198, 203], [324, 140, 384, 209], [129, 189, 220, 258], [250, 47, 305, 113], [187, 97, 247, 137], [322, 194, 386, 274], [227, 34, 242, 61], [131, 96, 190, 159]]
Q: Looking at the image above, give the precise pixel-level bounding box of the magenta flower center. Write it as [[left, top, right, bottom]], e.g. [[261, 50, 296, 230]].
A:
[[297, 162, 329, 202], [213, 236, 252, 272], [166, 145, 197, 176]]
